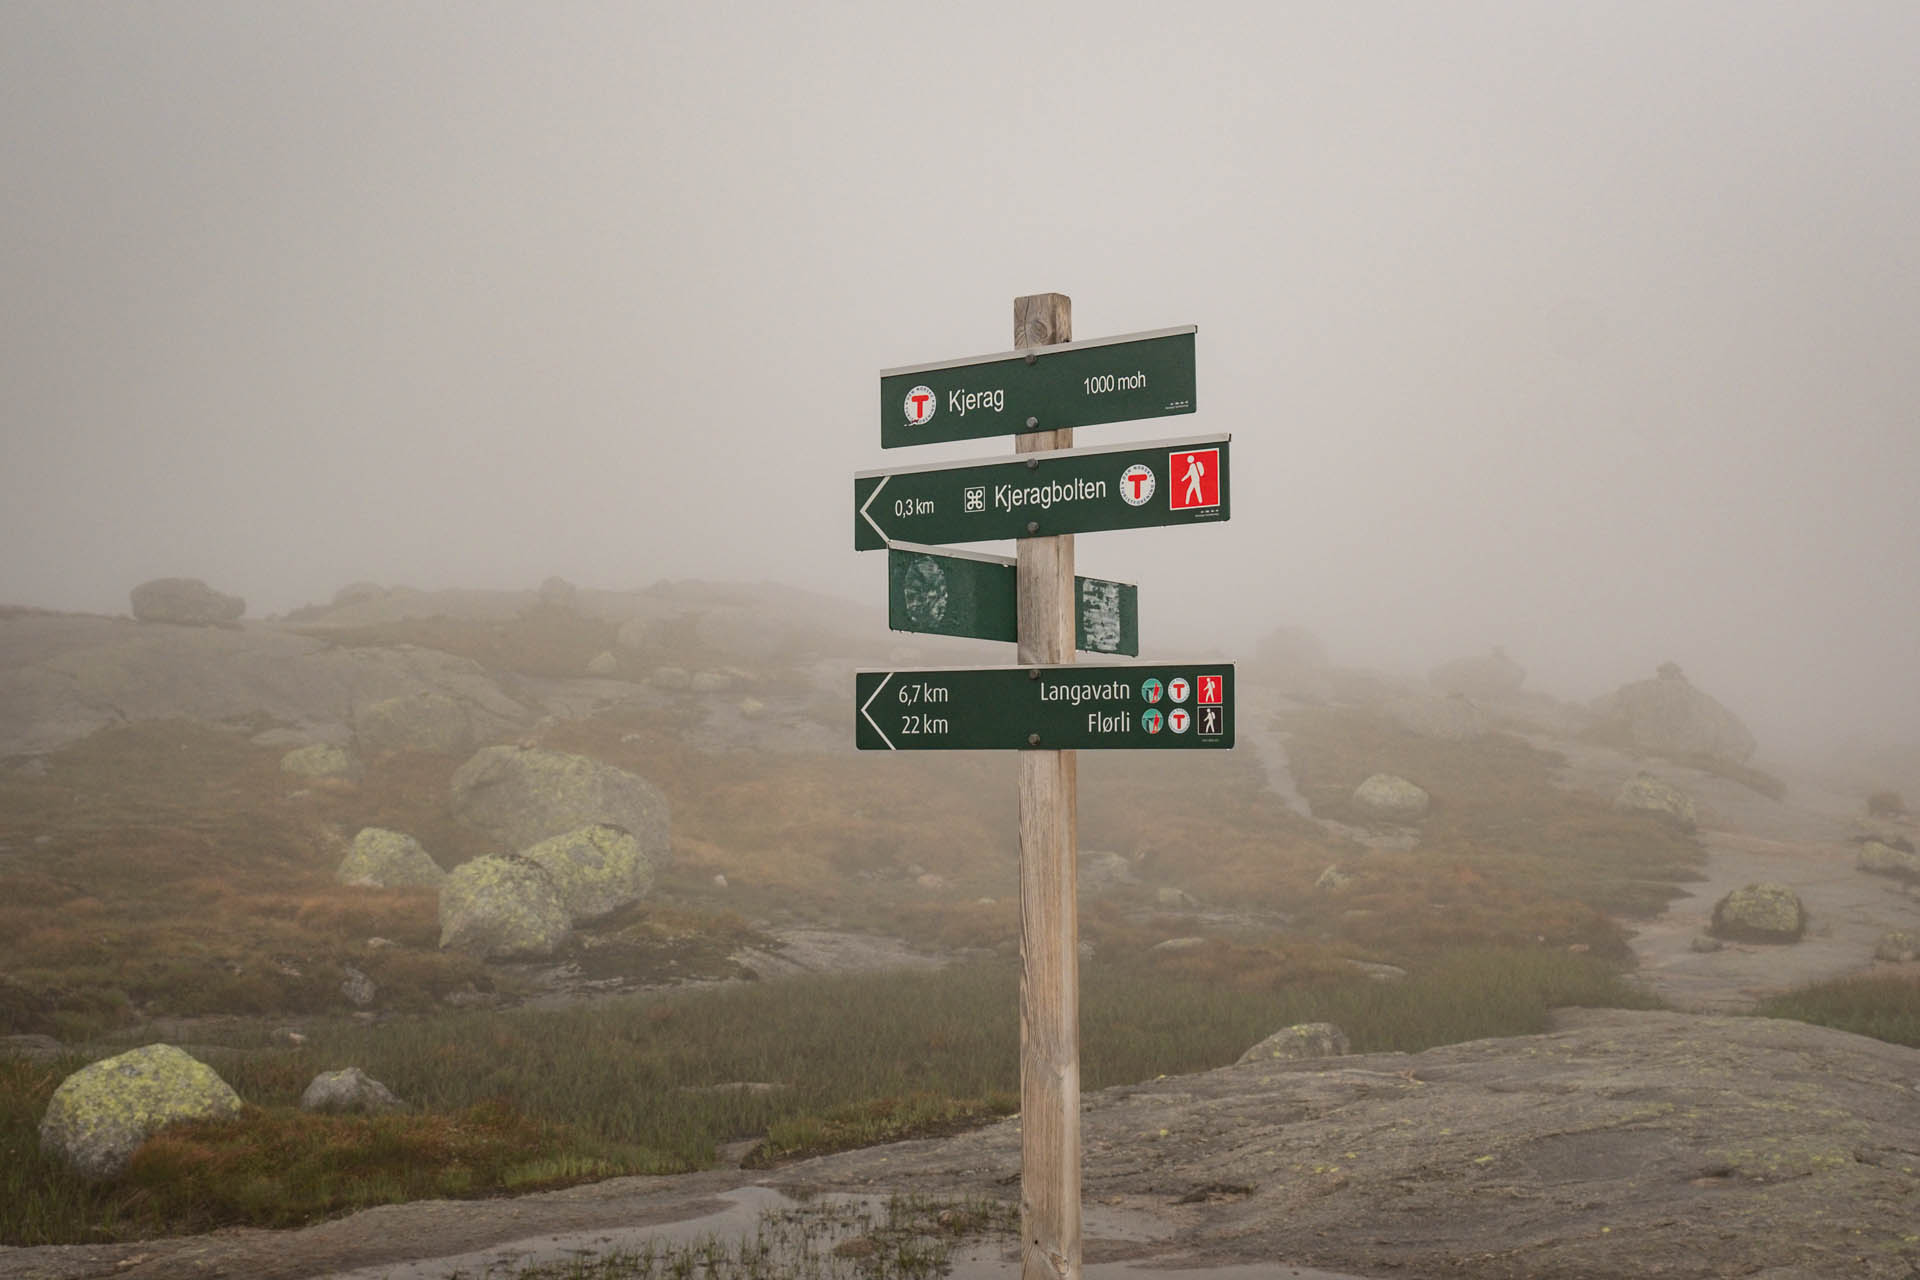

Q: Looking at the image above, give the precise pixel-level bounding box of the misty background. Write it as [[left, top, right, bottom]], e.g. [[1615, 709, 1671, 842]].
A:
[[2, 2, 1915, 757]]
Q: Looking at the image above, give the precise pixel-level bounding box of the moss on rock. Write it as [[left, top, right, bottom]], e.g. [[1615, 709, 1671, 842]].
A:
[[448, 745, 669, 858], [337, 827, 445, 889], [521, 824, 655, 922], [39, 1044, 243, 1180], [280, 742, 357, 779], [438, 855, 571, 958], [1613, 773, 1698, 832], [1711, 881, 1806, 943]]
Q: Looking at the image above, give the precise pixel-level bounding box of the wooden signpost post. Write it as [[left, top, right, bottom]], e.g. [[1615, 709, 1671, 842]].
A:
[[855, 295, 1229, 1280]]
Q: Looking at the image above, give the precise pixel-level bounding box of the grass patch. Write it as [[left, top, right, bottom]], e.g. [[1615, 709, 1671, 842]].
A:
[[1280, 706, 1706, 944], [3, 946, 1656, 1245], [1753, 972, 1920, 1048]]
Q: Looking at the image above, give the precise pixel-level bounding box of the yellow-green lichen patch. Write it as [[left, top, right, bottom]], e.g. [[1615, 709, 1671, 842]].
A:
[[438, 855, 570, 958], [520, 824, 654, 921], [337, 827, 446, 889], [39, 1044, 243, 1180]]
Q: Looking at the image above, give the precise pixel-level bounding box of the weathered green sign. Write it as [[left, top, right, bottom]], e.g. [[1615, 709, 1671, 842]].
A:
[[856, 663, 1234, 751], [888, 543, 1139, 655], [881, 326, 1195, 449], [855, 433, 1229, 551]]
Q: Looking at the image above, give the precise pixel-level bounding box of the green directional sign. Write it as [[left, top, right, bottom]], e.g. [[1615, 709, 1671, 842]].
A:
[[881, 326, 1195, 448], [855, 433, 1229, 551], [888, 543, 1139, 655], [856, 663, 1234, 751]]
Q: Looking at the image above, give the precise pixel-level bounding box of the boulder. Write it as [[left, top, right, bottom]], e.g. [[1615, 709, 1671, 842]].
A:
[[280, 743, 359, 780], [536, 576, 578, 612], [1710, 882, 1806, 943], [449, 745, 670, 858], [438, 855, 571, 958], [520, 824, 656, 922], [1591, 665, 1757, 764], [1612, 773, 1698, 831], [39, 1044, 243, 1179], [356, 692, 477, 756], [300, 1066, 403, 1114], [1428, 648, 1526, 700], [585, 651, 619, 677], [129, 577, 245, 626], [1386, 694, 1487, 743], [336, 827, 446, 890], [1874, 931, 1920, 963], [1352, 773, 1430, 822], [339, 965, 376, 1007], [1314, 864, 1355, 892], [1857, 839, 1920, 881], [1079, 850, 1138, 896], [1238, 1022, 1351, 1064]]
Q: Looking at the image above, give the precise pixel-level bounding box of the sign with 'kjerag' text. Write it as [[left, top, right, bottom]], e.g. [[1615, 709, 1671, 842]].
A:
[[855, 433, 1230, 550], [880, 326, 1195, 448], [855, 663, 1234, 751]]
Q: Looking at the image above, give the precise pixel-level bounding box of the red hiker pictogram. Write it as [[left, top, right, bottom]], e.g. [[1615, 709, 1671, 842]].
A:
[[1168, 448, 1220, 510], [1197, 674, 1222, 705]]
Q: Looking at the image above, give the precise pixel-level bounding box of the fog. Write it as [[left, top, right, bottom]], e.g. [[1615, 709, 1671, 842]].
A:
[[3, 2, 1915, 756]]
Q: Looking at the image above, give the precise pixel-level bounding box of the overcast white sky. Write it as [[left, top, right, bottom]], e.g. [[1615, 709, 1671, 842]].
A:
[[2, 2, 1916, 754]]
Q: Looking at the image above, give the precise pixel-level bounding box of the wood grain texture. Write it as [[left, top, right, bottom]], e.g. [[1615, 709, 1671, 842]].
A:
[[1013, 292, 1081, 1280]]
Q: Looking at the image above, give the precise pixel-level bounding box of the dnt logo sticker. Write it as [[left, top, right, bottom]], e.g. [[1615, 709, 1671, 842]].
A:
[[904, 385, 937, 427], [1119, 463, 1156, 507]]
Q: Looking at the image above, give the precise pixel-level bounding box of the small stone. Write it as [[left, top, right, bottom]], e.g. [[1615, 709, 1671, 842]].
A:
[[1873, 930, 1920, 962], [340, 965, 376, 1008], [1151, 937, 1207, 953], [1690, 934, 1724, 953], [1352, 774, 1430, 822], [1238, 1022, 1351, 1064], [300, 1067, 403, 1114], [712, 873, 729, 889]]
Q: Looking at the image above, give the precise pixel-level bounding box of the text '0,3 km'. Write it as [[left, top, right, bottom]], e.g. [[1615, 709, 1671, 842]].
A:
[[854, 433, 1229, 550], [856, 664, 1234, 751], [881, 326, 1195, 448]]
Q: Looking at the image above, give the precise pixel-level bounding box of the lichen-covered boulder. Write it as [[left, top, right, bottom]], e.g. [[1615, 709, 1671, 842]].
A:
[[1613, 773, 1698, 831], [356, 692, 476, 756], [280, 742, 358, 779], [449, 745, 669, 858], [1386, 695, 1487, 743], [339, 965, 376, 1007], [1711, 882, 1807, 942], [300, 1067, 403, 1114], [1315, 864, 1355, 892], [1591, 664, 1757, 764], [438, 856, 571, 958], [129, 577, 245, 626], [1238, 1022, 1351, 1065], [337, 827, 446, 889], [521, 824, 655, 922], [39, 1044, 243, 1179], [1428, 648, 1526, 700], [1353, 773, 1430, 822], [585, 651, 619, 677], [1857, 839, 1920, 881], [1874, 930, 1920, 963]]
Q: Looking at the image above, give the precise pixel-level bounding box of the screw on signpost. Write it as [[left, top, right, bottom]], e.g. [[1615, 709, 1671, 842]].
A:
[[1012, 291, 1081, 1280]]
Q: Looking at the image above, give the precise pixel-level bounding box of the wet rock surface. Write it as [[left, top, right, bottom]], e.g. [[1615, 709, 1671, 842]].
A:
[[9, 1011, 1920, 1279]]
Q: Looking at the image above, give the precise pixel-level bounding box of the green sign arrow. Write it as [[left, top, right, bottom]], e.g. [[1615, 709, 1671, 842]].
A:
[[888, 543, 1139, 655], [881, 326, 1195, 448], [855, 433, 1229, 551], [856, 663, 1234, 751]]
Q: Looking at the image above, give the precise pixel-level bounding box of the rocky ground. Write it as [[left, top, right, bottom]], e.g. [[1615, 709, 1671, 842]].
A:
[[7, 593, 1920, 1278], [4, 1009, 1918, 1279]]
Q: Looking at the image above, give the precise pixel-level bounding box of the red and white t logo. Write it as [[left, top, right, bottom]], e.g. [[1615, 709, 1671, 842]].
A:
[[1169, 448, 1220, 510], [904, 385, 937, 427], [1119, 463, 1156, 507]]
